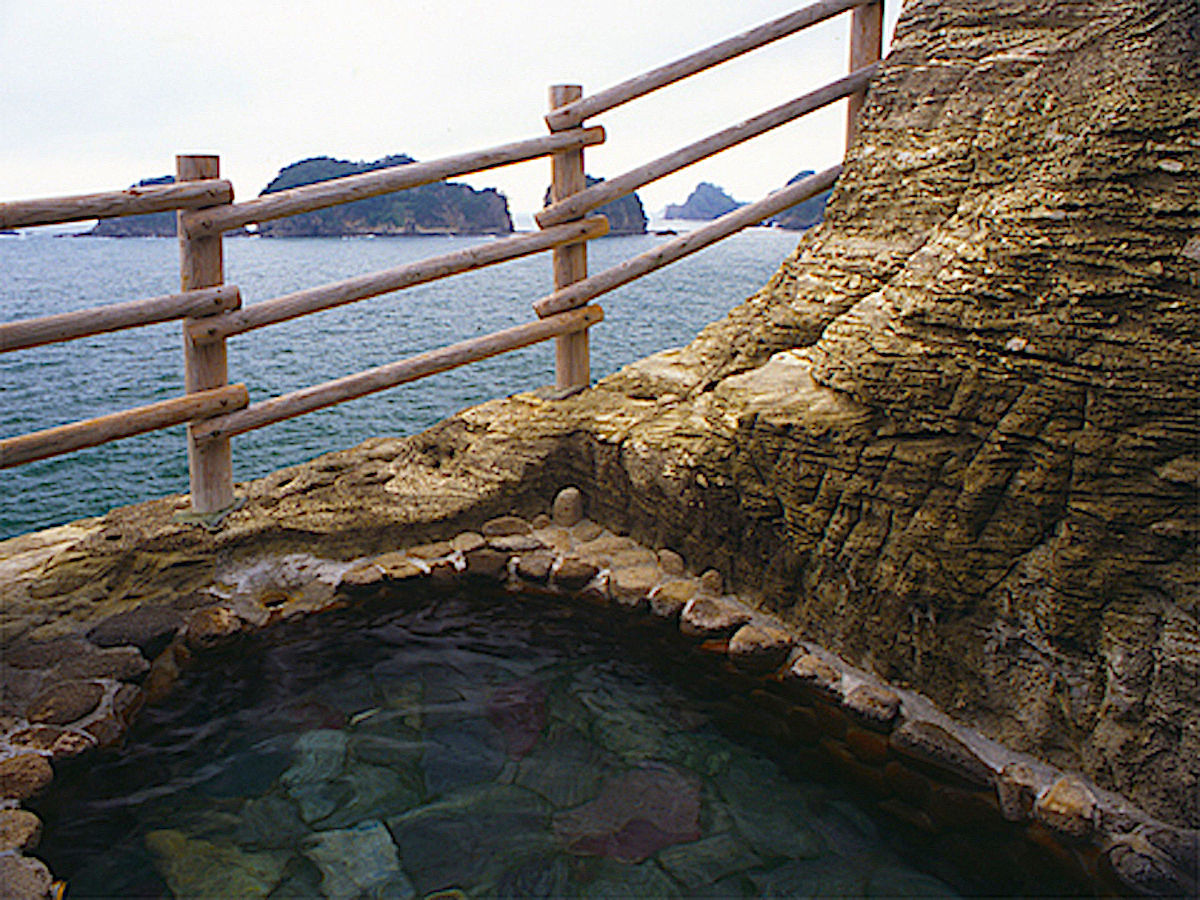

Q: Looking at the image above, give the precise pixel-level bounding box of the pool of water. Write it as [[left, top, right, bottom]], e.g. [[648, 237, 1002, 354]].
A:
[[32, 588, 965, 899]]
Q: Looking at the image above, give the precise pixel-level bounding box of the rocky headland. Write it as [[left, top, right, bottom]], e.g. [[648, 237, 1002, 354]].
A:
[[767, 170, 831, 230], [1, 0, 1197, 896], [544, 175, 648, 235]]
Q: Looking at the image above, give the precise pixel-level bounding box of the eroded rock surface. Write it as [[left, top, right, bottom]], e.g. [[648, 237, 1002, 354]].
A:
[[1, 0, 1195, 847]]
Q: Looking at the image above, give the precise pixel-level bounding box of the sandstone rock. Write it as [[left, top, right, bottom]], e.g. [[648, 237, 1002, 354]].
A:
[[515, 550, 555, 583], [679, 596, 752, 639], [405, 541, 454, 560], [26, 680, 104, 726], [481, 515, 532, 537], [0, 854, 53, 900], [487, 534, 543, 553], [996, 762, 1039, 822], [569, 520, 603, 542], [727, 624, 794, 673], [530, 513, 551, 529], [6, 726, 62, 752], [649, 579, 696, 620], [337, 562, 385, 589], [463, 547, 510, 580], [450, 531, 486, 553], [843, 684, 902, 729], [54, 645, 148, 682], [1034, 776, 1096, 839], [609, 565, 662, 610], [86, 605, 184, 657], [0, 754, 52, 801], [4, 637, 90, 670], [698, 569, 723, 595], [0, 809, 42, 853], [552, 558, 598, 591], [785, 653, 843, 700], [552, 487, 584, 526], [657, 548, 685, 576], [185, 606, 242, 647]]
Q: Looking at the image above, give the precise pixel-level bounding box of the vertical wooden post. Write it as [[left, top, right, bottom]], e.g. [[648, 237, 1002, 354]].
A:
[[846, 0, 883, 148], [177, 155, 235, 514], [548, 84, 591, 395]]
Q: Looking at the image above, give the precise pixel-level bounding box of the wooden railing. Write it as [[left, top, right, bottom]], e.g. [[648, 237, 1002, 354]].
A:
[[0, 0, 884, 519]]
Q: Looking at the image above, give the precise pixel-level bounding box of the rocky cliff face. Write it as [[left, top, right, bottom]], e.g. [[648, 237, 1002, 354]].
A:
[[3, 0, 1196, 849]]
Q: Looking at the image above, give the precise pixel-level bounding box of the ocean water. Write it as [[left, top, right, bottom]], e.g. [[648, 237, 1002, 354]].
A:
[[1, 227, 800, 539]]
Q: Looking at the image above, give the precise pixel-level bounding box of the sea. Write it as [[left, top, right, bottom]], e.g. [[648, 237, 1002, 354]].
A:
[[0, 222, 802, 541]]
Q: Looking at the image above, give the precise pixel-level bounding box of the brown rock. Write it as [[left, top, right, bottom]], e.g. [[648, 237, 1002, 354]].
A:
[[0, 809, 42, 852], [727, 624, 794, 674], [450, 531, 486, 553], [570, 520, 602, 542], [55, 646, 148, 682], [553, 557, 598, 591], [657, 549, 685, 576], [1034, 776, 1096, 839], [679, 596, 752, 638], [845, 725, 892, 765], [185, 606, 242, 647], [0, 754, 53, 801], [996, 762, 1039, 822], [515, 550, 555, 583], [785, 653, 843, 700], [50, 730, 96, 759], [83, 713, 126, 749], [0, 854, 53, 900], [86, 605, 184, 657], [464, 547, 510, 580], [377, 553, 424, 580], [338, 561, 385, 589], [698, 569, 723, 595], [4, 637, 90, 670], [609, 565, 662, 610], [26, 680, 104, 726], [6, 726, 63, 753], [488, 534, 544, 553], [551, 487, 584, 526], [481, 515, 532, 537], [890, 720, 995, 788], [530, 513, 551, 529], [1105, 838, 1193, 898], [843, 684, 901, 729], [649, 579, 696, 620], [877, 798, 940, 835], [404, 541, 454, 560], [926, 784, 1006, 830], [112, 683, 145, 723]]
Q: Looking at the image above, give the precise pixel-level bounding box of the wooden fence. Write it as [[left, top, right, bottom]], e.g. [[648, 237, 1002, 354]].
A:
[[0, 0, 884, 519]]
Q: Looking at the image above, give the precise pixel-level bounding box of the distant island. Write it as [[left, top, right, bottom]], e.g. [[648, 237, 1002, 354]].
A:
[[82, 156, 513, 237], [258, 155, 512, 237], [544, 175, 648, 235], [665, 182, 743, 220], [768, 171, 832, 231], [662, 174, 832, 231]]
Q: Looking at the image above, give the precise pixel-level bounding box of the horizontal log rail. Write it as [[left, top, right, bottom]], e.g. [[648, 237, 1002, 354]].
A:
[[188, 218, 608, 344], [183, 128, 606, 238], [535, 167, 840, 318], [0, 384, 249, 469], [1, 285, 241, 353], [544, 0, 868, 131], [538, 64, 877, 228], [0, 179, 233, 230], [192, 305, 603, 442]]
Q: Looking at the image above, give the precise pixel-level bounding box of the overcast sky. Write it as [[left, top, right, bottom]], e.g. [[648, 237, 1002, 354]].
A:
[[1, 1, 899, 220]]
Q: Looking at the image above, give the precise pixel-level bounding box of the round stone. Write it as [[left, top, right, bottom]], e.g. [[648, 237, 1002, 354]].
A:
[[699, 569, 724, 595], [0, 809, 42, 852], [553, 558, 599, 591], [27, 680, 105, 726], [1034, 776, 1096, 838], [657, 549, 685, 576], [843, 684, 902, 728], [464, 547, 510, 580], [516, 551, 555, 583], [551, 487, 584, 527], [679, 596, 752, 638], [786, 654, 843, 700], [0, 855, 53, 899], [0, 754, 53, 801], [728, 624, 794, 674], [450, 531, 487, 553], [481, 515, 532, 537]]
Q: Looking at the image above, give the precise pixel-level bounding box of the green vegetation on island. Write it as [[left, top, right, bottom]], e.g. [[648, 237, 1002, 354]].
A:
[[257, 155, 513, 237], [545, 175, 648, 235], [85, 176, 178, 237]]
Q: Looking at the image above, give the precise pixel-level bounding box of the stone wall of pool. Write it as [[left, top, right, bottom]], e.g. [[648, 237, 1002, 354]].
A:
[[1, 487, 1195, 897]]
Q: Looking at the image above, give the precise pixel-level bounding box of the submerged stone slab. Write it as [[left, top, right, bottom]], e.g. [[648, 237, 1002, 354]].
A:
[[303, 819, 411, 900], [146, 828, 289, 900]]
